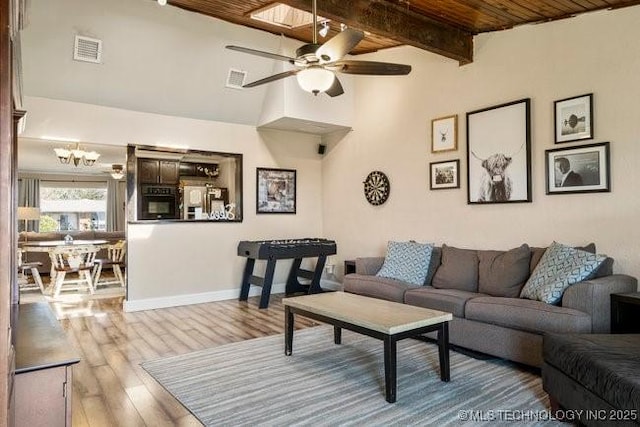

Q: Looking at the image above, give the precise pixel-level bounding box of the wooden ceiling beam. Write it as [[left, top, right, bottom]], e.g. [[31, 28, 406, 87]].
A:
[[278, 0, 474, 64]]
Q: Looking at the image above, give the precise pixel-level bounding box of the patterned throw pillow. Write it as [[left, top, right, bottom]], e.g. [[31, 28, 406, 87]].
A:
[[520, 241, 606, 304], [376, 241, 433, 286]]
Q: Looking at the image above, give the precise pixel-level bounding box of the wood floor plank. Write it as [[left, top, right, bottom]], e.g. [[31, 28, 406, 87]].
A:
[[28, 293, 317, 426], [93, 365, 146, 427]]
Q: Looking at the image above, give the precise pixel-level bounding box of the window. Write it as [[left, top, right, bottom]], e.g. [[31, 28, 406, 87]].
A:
[[40, 183, 107, 231]]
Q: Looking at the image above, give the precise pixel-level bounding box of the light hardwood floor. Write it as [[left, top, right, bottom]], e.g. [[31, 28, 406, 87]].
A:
[[52, 294, 319, 426]]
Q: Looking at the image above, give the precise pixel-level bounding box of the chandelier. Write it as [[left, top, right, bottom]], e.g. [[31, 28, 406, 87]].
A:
[[53, 143, 100, 167]]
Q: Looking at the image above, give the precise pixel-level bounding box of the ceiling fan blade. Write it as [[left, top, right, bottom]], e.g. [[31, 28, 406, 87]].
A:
[[242, 69, 299, 88], [226, 45, 296, 64], [325, 76, 344, 97], [329, 60, 412, 75], [316, 29, 364, 63]]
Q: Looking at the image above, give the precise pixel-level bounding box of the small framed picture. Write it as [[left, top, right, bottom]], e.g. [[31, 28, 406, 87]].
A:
[[545, 142, 610, 194], [554, 93, 593, 143], [256, 168, 296, 214], [431, 115, 458, 153], [430, 160, 460, 190]]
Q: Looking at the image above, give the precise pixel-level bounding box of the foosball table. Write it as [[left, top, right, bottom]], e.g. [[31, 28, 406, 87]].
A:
[[237, 238, 337, 308]]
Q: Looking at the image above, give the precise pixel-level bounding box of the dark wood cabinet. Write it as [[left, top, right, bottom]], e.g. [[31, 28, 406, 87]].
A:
[[138, 159, 179, 184]]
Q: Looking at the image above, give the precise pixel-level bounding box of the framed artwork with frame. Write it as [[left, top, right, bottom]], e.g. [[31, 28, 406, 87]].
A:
[[431, 115, 458, 153], [554, 93, 593, 143], [429, 160, 460, 190], [545, 142, 610, 195], [466, 98, 532, 204], [256, 168, 296, 214]]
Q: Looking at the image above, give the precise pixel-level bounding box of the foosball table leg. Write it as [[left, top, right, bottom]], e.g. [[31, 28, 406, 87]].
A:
[[239, 258, 255, 301], [259, 259, 277, 309]]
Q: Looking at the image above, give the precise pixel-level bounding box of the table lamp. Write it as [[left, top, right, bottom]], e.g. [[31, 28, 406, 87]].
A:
[[18, 207, 40, 262], [18, 207, 41, 232]]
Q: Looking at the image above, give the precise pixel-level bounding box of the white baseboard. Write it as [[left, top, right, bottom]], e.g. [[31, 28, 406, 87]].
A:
[[123, 283, 286, 312], [122, 279, 342, 312]]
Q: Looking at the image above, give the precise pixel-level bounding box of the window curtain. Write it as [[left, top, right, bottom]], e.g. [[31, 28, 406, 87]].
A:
[[18, 177, 40, 232], [106, 178, 125, 231]]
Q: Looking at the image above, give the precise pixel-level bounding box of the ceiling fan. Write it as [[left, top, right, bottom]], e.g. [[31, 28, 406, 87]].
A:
[[226, 0, 411, 97]]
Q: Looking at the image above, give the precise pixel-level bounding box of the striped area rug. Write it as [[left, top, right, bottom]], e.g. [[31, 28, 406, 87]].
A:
[[142, 326, 563, 426]]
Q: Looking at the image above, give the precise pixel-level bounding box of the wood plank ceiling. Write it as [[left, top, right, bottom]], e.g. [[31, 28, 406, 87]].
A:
[[168, 0, 640, 63]]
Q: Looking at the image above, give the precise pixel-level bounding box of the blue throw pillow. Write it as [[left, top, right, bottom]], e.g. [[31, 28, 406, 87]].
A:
[[520, 241, 606, 304], [376, 241, 433, 286]]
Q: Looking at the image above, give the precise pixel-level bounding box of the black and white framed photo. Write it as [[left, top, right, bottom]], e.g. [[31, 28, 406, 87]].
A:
[[554, 93, 593, 143], [429, 160, 460, 190], [466, 98, 532, 204], [256, 168, 296, 214], [545, 142, 610, 194], [431, 115, 458, 152]]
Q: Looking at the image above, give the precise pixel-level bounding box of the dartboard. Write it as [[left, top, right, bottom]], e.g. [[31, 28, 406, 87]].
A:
[[363, 171, 390, 206]]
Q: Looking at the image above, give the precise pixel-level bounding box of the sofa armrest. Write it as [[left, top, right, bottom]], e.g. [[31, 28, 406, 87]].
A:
[[562, 274, 638, 333], [355, 257, 385, 275]]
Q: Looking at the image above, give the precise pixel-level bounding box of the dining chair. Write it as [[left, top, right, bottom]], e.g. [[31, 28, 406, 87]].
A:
[[92, 240, 126, 288], [17, 249, 45, 293], [49, 245, 98, 297]]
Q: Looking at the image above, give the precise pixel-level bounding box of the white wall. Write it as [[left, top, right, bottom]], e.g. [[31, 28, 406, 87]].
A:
[[21, 96, 325, 309], [323, 7, 640, 281], [21, 0, 285, 125]]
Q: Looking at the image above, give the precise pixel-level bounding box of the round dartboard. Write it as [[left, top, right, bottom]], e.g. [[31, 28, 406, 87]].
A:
[[363, 171, 390, 206]]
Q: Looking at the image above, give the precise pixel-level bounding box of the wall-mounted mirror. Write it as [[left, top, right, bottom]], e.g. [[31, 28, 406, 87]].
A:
[[127, 145, 243, 223]]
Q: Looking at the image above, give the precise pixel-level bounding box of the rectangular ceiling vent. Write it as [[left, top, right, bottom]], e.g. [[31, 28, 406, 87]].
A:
[[226, 69, 247, 89], [73, 35, 102, 64], [250, 3, 327, 29]]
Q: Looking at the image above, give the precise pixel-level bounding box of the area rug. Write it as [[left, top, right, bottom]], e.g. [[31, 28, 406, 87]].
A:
[[142, 326, 563, 426]]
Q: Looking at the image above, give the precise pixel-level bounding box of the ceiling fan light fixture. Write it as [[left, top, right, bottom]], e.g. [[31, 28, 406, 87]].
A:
[[110, 164, 125, 179], [157, 0, 167, 5], [296, 67, 335, 95]]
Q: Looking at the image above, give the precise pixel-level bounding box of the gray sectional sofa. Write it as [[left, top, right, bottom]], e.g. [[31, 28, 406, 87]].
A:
[[343, 243, 638, 367]]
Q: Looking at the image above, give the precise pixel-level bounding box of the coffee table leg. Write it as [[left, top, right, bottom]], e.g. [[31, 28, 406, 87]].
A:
[[383, 336, 397, 403], [285, 306, 294, 356], [334, 326, 341, 344], [437, 322, 450, 382]]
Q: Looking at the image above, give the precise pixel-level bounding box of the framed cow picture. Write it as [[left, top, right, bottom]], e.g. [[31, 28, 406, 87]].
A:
[[256, 167, 296, 214], [466, 98, 532, 204]]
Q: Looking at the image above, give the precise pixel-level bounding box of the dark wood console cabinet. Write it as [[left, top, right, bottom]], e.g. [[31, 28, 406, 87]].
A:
[[138, 159, 179, 184]]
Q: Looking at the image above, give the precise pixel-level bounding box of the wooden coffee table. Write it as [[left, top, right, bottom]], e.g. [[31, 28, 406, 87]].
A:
[[283, 291, 453, 403]]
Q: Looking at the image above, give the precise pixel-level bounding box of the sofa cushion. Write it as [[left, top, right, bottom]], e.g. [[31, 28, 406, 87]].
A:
[[343, 274, 409, 303], [477, 244, 531, 298], [423, 246, 441, 286], [466, 297, 591, 334], [432, 245, 478, 292], [376, 241, 433, 286], [521, 242, 606, 304], [544, 333, 640, 414], [404, 287, 486, 318]]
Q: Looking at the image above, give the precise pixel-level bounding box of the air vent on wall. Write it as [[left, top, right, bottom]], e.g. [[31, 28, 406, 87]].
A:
[[73, 35, 102, 64], [226, 68, 247, 89]]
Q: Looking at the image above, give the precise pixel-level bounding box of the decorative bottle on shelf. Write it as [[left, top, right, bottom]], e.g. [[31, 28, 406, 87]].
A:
[[64, 234, 73, 244]]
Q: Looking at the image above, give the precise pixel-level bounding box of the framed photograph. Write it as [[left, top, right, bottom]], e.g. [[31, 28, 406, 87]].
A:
[[545, 142, 610, 194], [554, 93, 593, 143], [430, 160, 460, 190], [256, 168, 296, 214], [431, 115, 458, 152], [466, 98, 531, 204]]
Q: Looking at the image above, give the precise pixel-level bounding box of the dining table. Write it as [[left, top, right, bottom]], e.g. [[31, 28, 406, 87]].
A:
[[20, 239, 110, 284]]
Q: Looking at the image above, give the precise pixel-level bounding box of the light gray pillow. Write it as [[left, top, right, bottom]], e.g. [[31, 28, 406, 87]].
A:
[[520, 241, 606, 305], [376, 241, 433, 286]]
